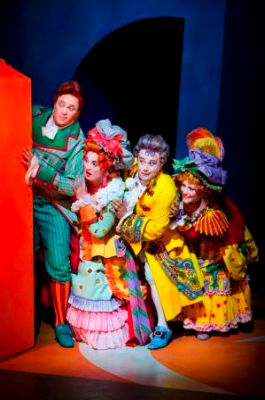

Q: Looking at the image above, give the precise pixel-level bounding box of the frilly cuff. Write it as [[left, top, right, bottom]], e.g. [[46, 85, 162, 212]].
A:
[[79, 204, 97, 224], [119, 215, 145, 244], [71, 194, 92, 212], [71, 177, 125, 213]]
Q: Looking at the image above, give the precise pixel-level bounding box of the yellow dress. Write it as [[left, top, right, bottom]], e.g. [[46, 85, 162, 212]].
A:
[[119, 171, 204, 321], [174, 200, 258, 333]]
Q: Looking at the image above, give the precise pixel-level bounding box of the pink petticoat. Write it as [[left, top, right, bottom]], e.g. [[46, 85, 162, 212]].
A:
[[66, 305, 129, 349]]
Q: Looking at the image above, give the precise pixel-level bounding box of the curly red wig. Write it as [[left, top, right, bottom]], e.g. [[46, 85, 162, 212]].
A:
[[176, 171, 212, 197], [84, 141, 119, 178], [53, 81, 84, 111]]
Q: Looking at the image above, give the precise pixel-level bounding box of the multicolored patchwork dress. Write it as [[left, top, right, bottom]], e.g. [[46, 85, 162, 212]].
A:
[[66, 177, 151, 349], [173, 195, 258, 333]]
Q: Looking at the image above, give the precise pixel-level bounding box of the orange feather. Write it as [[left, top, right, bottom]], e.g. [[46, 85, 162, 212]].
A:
[[186, 127, 225, 160]]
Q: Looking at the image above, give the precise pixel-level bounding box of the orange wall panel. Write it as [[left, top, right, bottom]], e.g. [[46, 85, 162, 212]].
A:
[[0, 61, 34, 360]]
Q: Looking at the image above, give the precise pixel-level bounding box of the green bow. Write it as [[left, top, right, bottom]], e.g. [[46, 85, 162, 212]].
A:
[[172, 157, 192, 172]]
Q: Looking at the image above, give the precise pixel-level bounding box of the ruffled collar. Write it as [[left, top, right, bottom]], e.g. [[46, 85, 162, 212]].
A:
[[41, 114, 58, 140], [71, 177, 125, 213], [170, 200, 229, 236]]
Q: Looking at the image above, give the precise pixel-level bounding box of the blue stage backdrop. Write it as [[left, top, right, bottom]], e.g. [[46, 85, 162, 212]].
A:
[[0, 0, 263, 272], [0, 0, 226, 158]]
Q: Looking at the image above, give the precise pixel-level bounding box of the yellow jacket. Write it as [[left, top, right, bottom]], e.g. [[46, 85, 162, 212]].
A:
[[120, 171, 203, 320], [130, 171, 177, 253]]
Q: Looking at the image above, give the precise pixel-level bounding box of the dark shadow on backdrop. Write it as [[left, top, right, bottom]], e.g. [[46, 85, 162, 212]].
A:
[[73, 17, 184, 173], [217, 0, 264, 287]]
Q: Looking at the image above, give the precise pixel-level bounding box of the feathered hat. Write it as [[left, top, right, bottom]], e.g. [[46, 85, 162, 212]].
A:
[[86, 119, 134, 170], [172, 127, 227, 191]]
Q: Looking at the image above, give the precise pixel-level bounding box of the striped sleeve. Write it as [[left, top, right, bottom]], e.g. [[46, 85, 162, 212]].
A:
[[35, 131, 85, 197]]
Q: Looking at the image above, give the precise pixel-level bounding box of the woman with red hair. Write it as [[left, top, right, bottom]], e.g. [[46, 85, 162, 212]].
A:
[[66, 119, 152, 349], [171, 127, 258, 340]]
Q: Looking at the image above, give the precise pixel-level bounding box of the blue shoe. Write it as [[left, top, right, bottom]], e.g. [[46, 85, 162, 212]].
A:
[[197, 332, 210, 341], [147, 326, 172, 350], [55, 324, 74, 348]]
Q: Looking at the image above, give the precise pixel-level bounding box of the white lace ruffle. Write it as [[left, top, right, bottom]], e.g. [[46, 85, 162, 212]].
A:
[[116, 174, 146, 232], [71, 177, 125, 213], [123, 176, 146, 213]]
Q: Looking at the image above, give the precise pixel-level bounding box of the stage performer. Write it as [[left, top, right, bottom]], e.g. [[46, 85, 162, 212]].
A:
[[170, 127, 258, 340], [113, 134, 204, 349], [66, 119, 153, 349], [23, 81, 85, 347]]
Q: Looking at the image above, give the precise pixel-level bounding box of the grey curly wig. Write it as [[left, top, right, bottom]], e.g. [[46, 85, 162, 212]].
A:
[[133, 134, 170, 165]]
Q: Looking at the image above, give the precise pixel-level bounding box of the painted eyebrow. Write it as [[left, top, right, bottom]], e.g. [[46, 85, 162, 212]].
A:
[[183, 184, 196, 189], [59, 100, 77, 108]]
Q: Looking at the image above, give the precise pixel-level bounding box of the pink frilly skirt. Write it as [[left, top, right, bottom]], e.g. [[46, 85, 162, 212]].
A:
[[66, 292, 129, 349]]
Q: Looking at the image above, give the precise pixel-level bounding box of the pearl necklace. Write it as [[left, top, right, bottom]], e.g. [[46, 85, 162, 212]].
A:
[[187, 200, 207, 223], [176, 199, 207, 227]]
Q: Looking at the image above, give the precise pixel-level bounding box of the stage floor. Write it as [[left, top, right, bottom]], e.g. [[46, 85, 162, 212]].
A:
[[1, 287, 264, 400]]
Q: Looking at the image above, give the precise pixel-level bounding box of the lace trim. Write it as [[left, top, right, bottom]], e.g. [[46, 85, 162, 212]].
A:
[[68, 291, 122, 311], [71, 177, 125, 212]]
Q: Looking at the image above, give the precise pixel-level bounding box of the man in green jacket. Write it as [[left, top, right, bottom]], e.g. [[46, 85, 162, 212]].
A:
[[23, 81, 85, 347]]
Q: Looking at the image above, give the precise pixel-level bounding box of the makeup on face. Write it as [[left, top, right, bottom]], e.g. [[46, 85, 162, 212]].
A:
[[83, 151, 105, 186], [53, 94, 80, 128], [137, 149, 162, 184], [180, 181, 203, 205]]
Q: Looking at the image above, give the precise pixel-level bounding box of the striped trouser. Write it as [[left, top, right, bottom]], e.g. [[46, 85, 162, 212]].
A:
[[34, 196, 71, 282]]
